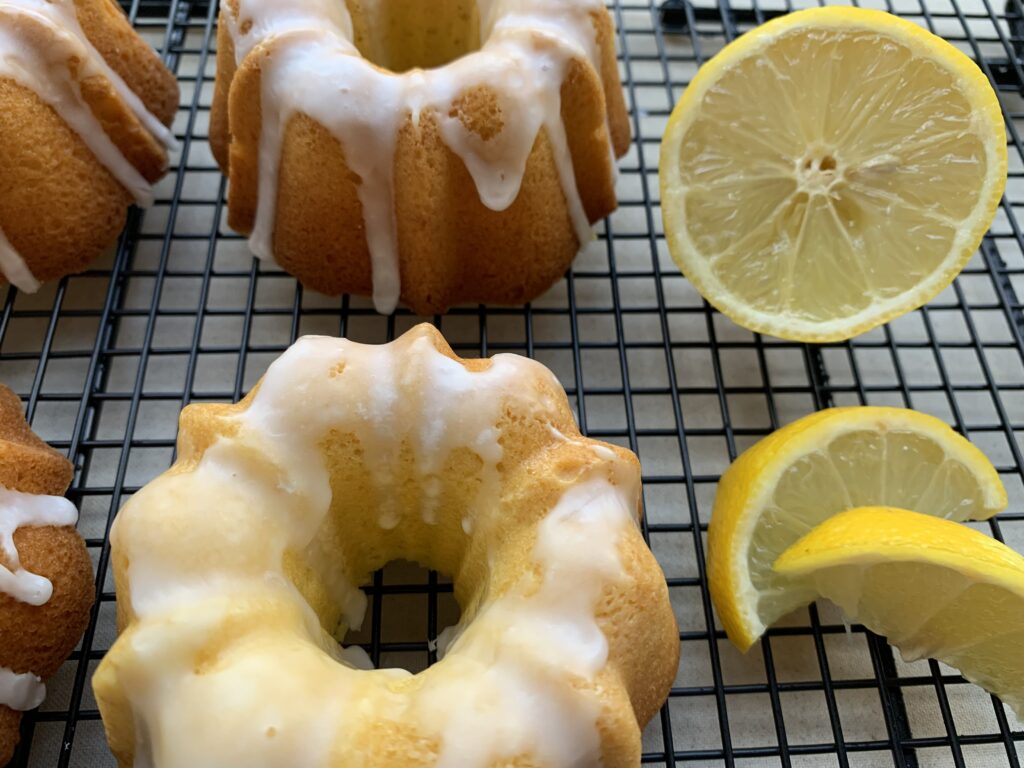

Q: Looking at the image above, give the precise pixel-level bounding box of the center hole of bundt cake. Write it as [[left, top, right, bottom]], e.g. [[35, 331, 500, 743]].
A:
[[345, 0, 483, 72], [342, 560, 463, 673]]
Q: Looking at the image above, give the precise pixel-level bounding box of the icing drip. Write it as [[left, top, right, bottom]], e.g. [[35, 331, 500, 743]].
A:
[[0, 226, 40, 293], [0, 0, 178, 292], [0, 485, 79, 716], [227, 0, 605, 314], [428, 624, 462, 658], [0, 666, 45, 711], [237, 331, 515, 533], [223, 0, 353, 62], [112, 326, 640, 768], [249, 31, 404, 314], [414, 474, 633, 767], [336, 645, 374, 671], [549, 423, 619, 462], [0, 485, 79, 606]]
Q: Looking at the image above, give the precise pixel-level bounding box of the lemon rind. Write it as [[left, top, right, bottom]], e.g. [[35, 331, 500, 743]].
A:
[[773, 506, 1024, 719], [707, 406, 1008, 651], [775, 506, 1024, 587]]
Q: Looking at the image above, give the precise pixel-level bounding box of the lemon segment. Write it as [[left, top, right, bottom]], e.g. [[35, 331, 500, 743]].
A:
[[775, 507, 1024, 718], [707, 406, 1007, 651], [660, 7, 1007, 342]]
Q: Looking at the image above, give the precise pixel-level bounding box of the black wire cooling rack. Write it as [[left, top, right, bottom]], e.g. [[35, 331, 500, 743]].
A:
[[5, 0, 1024, 765]]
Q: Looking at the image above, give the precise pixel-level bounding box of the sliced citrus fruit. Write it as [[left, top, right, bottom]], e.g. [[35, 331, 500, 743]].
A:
[[707, 406, 1007, 651], [659, 7, 1007, 342], [775, 506, 1024, 718]]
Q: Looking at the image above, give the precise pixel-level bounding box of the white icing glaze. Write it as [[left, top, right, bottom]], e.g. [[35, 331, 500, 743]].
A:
[[225, 0, 606, 314], [0, 0, 177, 292], [0, 225, 40, 293], [549, 422, 620, 462], [0, 666, 45, 711], [428, 624, 461, 658], [235, 330, 519, 535], [0, 484, 78, 716], [0, 485, 78, 606], [107, 325, 641, 767], [336, 645, 374, 671], [414, 473, 632, 767]]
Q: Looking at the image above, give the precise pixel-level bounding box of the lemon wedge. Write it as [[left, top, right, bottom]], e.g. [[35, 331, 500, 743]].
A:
[[775, 506, 1023, 718], [659, 7, 1007, 342], [708, 406, 1007, 651]]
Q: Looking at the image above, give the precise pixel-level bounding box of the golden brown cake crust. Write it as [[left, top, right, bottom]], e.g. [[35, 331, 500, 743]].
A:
[[0, 384, 93, 767], [0, 0, 179, 289], [211, 2, 631, 314], [0, 77, 132, 287], [0, 386, 73, 496], [0, 708, 18, 768], [74, 0, 180, 126]]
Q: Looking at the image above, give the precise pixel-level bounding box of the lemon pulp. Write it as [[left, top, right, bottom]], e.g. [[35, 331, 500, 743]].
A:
[[708, 407, 1007, 650], [661, 8, 1007, 341], [776, 507, 1024, 718]]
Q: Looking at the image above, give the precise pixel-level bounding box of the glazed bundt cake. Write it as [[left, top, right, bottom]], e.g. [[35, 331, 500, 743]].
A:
[[94, 324, 679, 767], [211, 0, 631, 314], [0, 0, 179, 292], [0, 385, 93, 766]]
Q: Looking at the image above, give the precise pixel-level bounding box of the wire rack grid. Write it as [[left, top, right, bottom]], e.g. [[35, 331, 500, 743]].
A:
[[4, 0, 1024, 765]]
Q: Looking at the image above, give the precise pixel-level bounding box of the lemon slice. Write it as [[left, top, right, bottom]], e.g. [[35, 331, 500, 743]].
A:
[[708, 406, 1007, 651], [659, 7, 1007, 342], [775, 506, 1024, 718]]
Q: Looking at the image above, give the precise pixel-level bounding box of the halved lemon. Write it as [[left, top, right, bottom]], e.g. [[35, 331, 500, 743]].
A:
[[708, 406, 1007, 651], [775, 506, 1024, 718], [660, 7, 1007, 342]]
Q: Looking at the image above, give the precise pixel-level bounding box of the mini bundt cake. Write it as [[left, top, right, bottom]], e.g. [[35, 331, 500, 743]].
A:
[[211, 0, 631, 314], [94, 324, 678, 767], [0, 385, 94, 766], [0, 0, 179, 292]]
